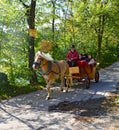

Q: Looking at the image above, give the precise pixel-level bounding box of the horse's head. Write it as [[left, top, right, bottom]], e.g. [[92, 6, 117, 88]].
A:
[[32, 51, 44, 70], [32, 51, 54, 70]]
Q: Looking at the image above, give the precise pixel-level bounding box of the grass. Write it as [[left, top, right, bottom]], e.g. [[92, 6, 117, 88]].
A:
[[0, 84, 45, 101]]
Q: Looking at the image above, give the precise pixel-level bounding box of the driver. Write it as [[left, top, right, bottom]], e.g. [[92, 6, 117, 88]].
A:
[[66, 45, 79, 67]]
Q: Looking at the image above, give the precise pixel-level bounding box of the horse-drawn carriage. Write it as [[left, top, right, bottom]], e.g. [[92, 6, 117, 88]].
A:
[[33, 50, 99, 99], [65, 62, 99, 89]]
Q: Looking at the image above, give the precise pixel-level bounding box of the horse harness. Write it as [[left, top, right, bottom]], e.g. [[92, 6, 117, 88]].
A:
[[40, 60, 61, 76]]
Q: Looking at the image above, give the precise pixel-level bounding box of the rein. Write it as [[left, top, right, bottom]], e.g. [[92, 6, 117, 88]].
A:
[[40, 61, 61, 75]]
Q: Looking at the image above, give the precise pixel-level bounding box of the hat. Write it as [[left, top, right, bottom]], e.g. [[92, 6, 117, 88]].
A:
[[71, 45, 75, 48]]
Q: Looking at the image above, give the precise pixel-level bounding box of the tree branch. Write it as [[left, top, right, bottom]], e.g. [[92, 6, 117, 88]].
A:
[[19, 0, 29, 8]]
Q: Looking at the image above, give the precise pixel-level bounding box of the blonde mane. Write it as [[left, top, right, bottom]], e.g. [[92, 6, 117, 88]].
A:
[[37, 51, 54, 61]]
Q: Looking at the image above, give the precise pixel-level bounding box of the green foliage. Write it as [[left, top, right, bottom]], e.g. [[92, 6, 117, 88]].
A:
[[0, 84, 44, 101], [100, 45, 118, 68], [0, 72, 9, 88]]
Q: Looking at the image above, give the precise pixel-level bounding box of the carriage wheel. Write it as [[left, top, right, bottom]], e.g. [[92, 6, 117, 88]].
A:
[[84, 77, 90, 89], [95, 71, 99, 83]]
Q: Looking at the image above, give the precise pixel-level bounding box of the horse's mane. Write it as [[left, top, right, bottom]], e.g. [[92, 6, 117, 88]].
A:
[[37, 51, 54, 61]]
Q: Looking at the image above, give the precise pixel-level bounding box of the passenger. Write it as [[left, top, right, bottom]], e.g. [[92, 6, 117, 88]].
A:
[[81, 54, 89, 62], [77, 54, 96, 73], [66, 45, 79, 67], [86, 55, 96, 72], [77, 53, 88, 66], [79, 54, 83, 61], [77, 54, 95, 65], [88, 55, 95, 65]]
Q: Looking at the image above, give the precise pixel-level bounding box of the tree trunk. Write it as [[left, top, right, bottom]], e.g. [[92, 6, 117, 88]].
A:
[[97, 14, 105, 62], [51, 0, 55, 41], [20, 0, 37, 83], [28, 0, 37, 83]]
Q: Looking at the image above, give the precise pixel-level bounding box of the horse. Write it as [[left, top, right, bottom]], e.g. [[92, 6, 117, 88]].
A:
[[32, 51, 70, 100]]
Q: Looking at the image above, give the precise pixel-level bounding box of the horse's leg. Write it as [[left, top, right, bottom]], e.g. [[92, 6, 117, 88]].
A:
[[64, 76, 70, 93], [65, 77, 70, 92], [46, 81, 51, 100], [61, 74, 69, 93], [60, 75, 64, 91]]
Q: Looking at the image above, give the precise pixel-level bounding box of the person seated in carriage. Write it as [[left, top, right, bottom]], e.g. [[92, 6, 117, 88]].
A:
[[88, 55, 95, 65], [79, 53, 91, 62], [78, 54, 95, 65], [77, 54, 96, 72], [66, 45, 79, 67], [77, 54, 96, 73]]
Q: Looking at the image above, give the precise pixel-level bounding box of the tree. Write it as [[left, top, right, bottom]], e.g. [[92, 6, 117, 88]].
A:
[[19, 0, 37, 83], [92, 1, 108, 62]]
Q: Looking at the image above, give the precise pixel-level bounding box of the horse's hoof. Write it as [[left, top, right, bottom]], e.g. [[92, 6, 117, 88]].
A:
[[62, 90, 67, 93], [60, 88, 63, 91], [66, 90, 68, 93], [46, 96, 50, 100], [63, 89, 68, 93]]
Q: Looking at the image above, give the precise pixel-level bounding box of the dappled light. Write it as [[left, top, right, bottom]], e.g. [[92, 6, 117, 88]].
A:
[[0, 0, 119, 129]]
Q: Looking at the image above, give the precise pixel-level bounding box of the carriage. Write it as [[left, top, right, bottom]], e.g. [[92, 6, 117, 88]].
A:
[[33, 49, 99, 99], [65, 61, 99, 89]]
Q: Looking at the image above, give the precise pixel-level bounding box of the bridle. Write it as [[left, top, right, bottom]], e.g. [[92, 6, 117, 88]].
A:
[[33, 57, 47, 68], [33, 62, 39, 68]]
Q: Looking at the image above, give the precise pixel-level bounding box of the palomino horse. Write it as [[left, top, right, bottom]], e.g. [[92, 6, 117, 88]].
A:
[[32, 51, 70, 100]]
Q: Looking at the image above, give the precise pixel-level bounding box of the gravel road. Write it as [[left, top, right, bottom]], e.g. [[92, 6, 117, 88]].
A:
[[0, 62, 119, 130]]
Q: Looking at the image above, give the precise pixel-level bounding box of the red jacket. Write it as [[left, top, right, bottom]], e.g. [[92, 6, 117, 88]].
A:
[[66, 50, 79, 61]]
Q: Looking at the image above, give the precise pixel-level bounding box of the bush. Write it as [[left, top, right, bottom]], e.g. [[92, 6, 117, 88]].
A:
[[0, 72, 9, 88]]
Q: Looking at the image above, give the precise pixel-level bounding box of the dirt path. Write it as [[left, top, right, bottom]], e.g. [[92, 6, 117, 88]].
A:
[[0, 62, 119, 130], [48, 92, 119, 130]]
